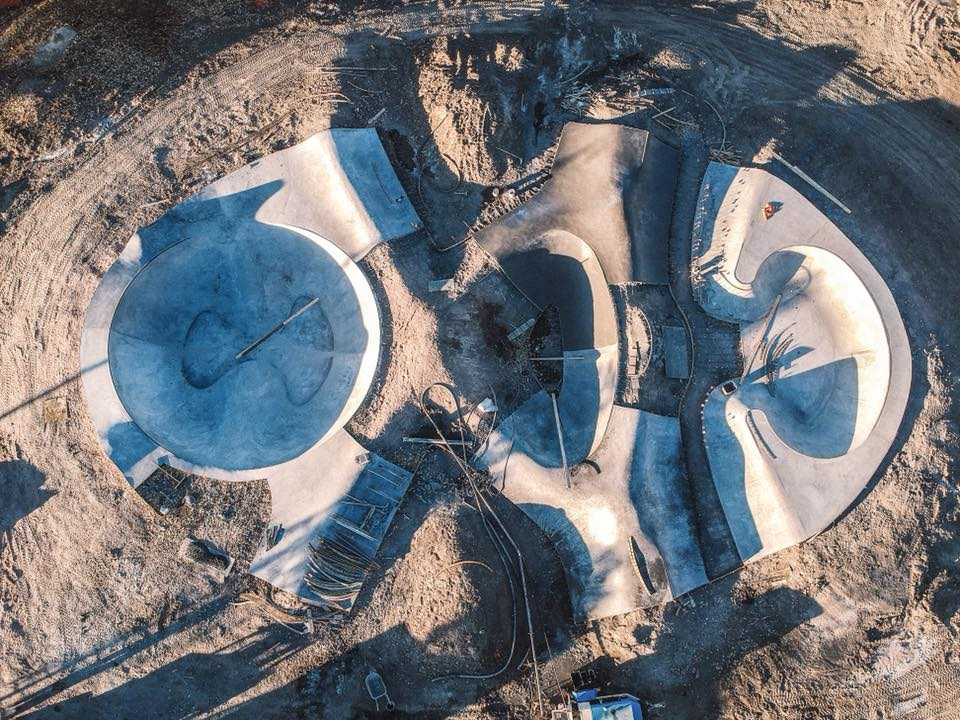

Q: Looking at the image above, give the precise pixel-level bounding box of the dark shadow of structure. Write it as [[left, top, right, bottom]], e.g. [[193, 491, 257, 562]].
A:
[[0, 461, 54, 539]]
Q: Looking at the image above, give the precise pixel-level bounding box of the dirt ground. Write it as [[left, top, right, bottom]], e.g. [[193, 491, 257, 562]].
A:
[[1, 0, 959, 718]]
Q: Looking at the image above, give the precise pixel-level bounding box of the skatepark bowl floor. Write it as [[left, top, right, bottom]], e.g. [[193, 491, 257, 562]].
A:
[[108, 216, 379, 472]]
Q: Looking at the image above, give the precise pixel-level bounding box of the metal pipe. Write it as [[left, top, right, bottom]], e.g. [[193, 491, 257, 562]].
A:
[[236, 297, 320, 359], [550, 393, 571, 489]]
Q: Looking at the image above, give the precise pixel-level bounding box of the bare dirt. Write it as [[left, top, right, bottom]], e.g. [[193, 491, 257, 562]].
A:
[[1, 1, 959, 718]]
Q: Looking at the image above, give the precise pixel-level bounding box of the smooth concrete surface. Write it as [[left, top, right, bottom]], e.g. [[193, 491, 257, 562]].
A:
[[108, 222, 379, 471], [692, 163, 911, 562], [475, 122, 680, 464], [478, 228, 618, 466], [187, 128, 421, 261], [487, 229, 619, 352], [478, 407, 707, 619], [662, 325, 690, 380], [478, 346, 618, 469], [478, 121, 678, 286], [81, 128, 421, 606], [473, 122, 707, 617]]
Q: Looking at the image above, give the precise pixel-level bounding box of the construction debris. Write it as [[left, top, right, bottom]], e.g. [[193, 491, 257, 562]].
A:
[[303, 457, 412, 612], [771, 150, 852, 214]]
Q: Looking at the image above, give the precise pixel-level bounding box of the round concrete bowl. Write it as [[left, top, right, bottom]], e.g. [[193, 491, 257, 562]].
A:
[[736, 245, 890, 458], [107, 221, 380, 471]]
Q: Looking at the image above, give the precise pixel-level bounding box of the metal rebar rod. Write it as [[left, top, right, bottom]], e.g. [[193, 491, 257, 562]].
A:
[[402, 437, 469, 446], [416, 383, 544, 714], [550, 393, 571, 489], [771, 151, 851, 214], [235, 297, 320, 359]]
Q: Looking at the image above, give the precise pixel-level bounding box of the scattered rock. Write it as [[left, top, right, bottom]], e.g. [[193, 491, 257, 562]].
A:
[[32, 26, 76, 68]]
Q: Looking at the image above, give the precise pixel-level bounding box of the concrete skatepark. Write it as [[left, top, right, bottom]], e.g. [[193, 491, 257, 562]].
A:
[[78, 120, 912, 622], [81, 128, 418, 607], [5, 3, 959, 715], [473, 124, 910, 619], [693, 163, 912, 563]]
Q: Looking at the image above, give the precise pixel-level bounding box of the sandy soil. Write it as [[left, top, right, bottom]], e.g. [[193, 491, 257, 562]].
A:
[[1, 1, 959, 718]]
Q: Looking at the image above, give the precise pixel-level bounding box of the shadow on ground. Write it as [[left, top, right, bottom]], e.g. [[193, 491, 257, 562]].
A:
[[0, 460, 54, 538], [14, 625, 299, 720]]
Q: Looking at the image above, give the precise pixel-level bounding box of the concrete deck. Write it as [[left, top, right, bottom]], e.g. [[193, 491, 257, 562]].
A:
[[185, 128, 421, 261], [478, 121, 679, 286], [473, 130, 907, 615], [249, 439, 412, 608], [693, 162, 911, 562], [479, 408, 706, 619], [474, 122, 705, 618]]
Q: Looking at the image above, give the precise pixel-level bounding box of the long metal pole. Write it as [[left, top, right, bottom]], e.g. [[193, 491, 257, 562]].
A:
[[771, 151, 851, 214], [550, 392, 571, 489], [235, 297, 320, 359]]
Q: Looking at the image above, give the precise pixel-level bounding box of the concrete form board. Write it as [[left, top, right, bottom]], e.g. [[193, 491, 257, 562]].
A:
[[249, 448, 412, 606]]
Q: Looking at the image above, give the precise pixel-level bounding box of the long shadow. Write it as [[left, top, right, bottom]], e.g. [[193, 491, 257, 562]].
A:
[[14, 626, 299, 720], [328, 43, 553, 458], [0, 362, 103, 422], [319, 0, 950, 701], [0, 460, 54, 538], [751, 355, 860, 458], [4, 595, 250, 716], [209, 583, 819, 718], [105, 181, 375, 472], [206, 488, 574, 718], [582, 583, 823, 718], [518, 502, 601, 619], [703, 353, 866, 560]]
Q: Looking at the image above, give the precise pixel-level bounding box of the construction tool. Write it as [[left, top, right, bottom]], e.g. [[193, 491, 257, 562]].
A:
[[365, 670, 395, 711]]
